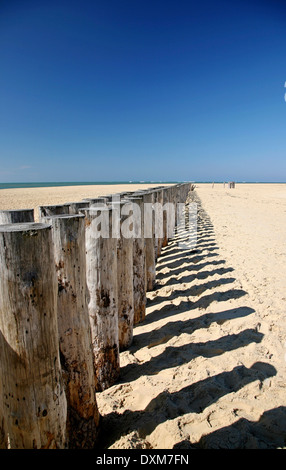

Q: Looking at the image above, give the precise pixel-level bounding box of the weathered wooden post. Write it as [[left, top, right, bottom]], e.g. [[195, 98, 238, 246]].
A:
[[110, 201, 134, 350], [161, 187, 169, 248], [150, 189, 159, 262], [155, 187, 164, 259], [123, 196, 146, 324], [81, 197, 108, 207], [0, 209, 34, 224], [68, 201, 89, 215], [0, 223, 67, 449], [41, 214, 100, 448], [142, 191, 156, 291], [175, 184, 185, 235], [165, 186, 176, 241], [80, 207, 119, 391], [38, 203, 70, 219], [184, 182, 191, 201]]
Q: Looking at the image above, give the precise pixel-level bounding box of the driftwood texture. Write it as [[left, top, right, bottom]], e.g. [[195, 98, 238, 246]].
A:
[[68, 201, 89, 215], [43, 214, 100, 448], [81, 207, 119, 391], [112, 202, 134, 350], [0, 209, 34, 224], [162, 187, 170, 247], [124, 196, 146, 325], [142, 191, 156, 291], [0, 223, 67, 449], [38, 204, 69, 219]]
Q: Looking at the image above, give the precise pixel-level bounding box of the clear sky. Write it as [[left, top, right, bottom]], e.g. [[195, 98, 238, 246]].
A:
[[0, 0, 286, 182]]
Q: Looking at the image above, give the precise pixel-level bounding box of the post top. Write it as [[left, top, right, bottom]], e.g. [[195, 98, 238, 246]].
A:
[[79, 206, 112, 213], [0, 208, 34, 213], [0, 222, 51, 233], [38, 203, 70, 209], [42, 214, 85, 220]]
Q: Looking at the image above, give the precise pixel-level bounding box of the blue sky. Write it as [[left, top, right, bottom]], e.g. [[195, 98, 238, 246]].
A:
[[0, 0, 286, 182]]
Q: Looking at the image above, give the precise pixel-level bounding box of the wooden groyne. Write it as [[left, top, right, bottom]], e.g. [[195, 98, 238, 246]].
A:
[[0, 183, 194, 449]]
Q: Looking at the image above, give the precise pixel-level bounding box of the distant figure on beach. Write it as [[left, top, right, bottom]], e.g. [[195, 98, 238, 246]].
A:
[[212, 182, 214, 188]]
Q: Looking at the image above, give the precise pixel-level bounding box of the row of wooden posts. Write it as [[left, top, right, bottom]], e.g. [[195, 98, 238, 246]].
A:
[[0, 183, 193, 449]]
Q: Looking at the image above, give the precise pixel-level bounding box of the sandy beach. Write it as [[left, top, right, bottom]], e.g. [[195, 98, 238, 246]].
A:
[[0, 183, 172, 221], [1, 182, 286, 449], [97, 183, 286, 449]]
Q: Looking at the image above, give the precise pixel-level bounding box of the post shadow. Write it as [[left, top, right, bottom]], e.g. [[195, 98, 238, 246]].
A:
[[130, 306, 256, 352], [142, 287, 248, 326], [120, 328, 264, 384], [97, 192, 277, 450], [98, 362, 277, 448], [187, 406, 286, 449], [147, 276, 236, 308]]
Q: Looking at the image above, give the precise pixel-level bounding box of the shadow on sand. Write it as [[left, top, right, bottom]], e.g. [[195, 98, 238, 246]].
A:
[[98, 192, 284, 449]]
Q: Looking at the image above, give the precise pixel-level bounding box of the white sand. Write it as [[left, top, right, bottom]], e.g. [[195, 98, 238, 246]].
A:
[[1, 182, 286, 448]]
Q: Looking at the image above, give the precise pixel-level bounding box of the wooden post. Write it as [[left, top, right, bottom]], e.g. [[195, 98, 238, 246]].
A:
[[162, 187, 169, 248], [175, 184, 182, 225], [185, 182, 191, 201], [171, 185, 178, 228], [68, 201, 89, 215], [155, 188, 164, 258], [42, 214, 100, 448], [96, 194, 114, 202], [165, 186, 176, 240], [0, 223, 67, 449], [80, 207, 119, 391], [110, 202, 134, 350], [0, 209, 34, 224], [142, 191, 156, 291], [151, 189, 159, 262], [81, 198, 108, 206], [38, 204, 70, 219], [123, 196, 146, 325]]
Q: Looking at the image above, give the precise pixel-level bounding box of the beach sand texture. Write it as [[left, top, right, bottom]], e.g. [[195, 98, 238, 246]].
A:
[[1, 182, 286, 448]]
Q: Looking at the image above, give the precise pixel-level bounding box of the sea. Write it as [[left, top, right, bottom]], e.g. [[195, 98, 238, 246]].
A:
[[0, 181, 284, 190], [0, 181, 182, 190]]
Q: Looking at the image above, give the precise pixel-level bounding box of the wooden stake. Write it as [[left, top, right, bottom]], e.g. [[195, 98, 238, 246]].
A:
[[81, 198, 108, 206], [0, 209, 34, 224], [123, 196, 146, 325], [42, 214, 100, 448], [80, 207, 119, 391], [0, 223, 67, 449], [68, 201, 89, 215], [38, 204, 69, 219], [111, 202, 134, 350], [162, 187, 169, 248], [142, 191, 156, 291]]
